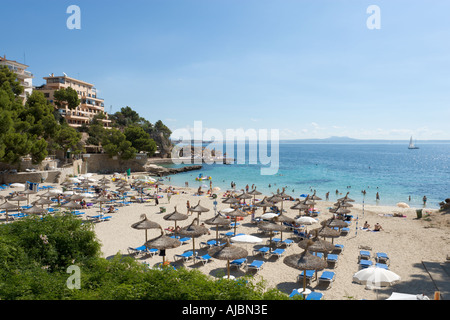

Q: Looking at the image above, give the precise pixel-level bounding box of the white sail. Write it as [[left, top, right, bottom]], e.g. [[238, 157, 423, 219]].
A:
[[408, 136, 419, 149]]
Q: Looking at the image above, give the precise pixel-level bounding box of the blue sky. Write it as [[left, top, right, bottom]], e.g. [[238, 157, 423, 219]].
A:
[[2, 0, 450, 140]]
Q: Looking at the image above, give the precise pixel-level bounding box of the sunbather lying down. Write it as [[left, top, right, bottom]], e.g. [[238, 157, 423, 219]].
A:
[[359, 222, 383, 232], [378, 213, 407, 218]]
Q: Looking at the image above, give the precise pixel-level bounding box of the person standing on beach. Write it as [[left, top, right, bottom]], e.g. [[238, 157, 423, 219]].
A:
[[423, 196, 427, 206], [325, 192, 329, 200], [376, 192, 380, 201], [187, 200, 191, 215]]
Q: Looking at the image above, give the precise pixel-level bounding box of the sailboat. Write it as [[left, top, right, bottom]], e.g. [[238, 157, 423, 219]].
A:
[[408, 136, 419, 149]]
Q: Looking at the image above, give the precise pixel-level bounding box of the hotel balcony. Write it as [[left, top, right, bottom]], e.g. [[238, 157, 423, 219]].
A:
[[13, 69, 33, 79], [65, 112, 90, 121]]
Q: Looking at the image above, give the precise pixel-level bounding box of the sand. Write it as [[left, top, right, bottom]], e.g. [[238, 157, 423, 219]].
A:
[[2, 174, 449, 300]]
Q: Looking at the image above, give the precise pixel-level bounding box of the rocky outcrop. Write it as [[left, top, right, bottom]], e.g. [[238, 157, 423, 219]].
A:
[[144, 164, 202, 176]]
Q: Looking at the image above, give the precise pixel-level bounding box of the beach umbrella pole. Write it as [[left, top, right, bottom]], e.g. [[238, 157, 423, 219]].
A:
[[303, 268, 307, 292]]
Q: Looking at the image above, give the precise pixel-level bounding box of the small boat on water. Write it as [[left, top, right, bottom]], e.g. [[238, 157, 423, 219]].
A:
[[408, 136, 419, 149]]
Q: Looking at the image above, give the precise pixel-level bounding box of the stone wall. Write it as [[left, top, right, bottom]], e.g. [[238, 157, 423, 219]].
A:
[[0, 158, 59, 172], [81, 153, 148, 174]]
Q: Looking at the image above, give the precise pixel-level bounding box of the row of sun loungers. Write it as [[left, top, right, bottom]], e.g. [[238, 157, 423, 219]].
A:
[[358, 250, 390, 269]]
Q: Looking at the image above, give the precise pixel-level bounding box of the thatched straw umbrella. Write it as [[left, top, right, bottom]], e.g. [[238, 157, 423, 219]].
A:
[[329, 206, 351, 215], [99, 176, 110, 183], [257, 218, 289, 246], [283, 241, 328, 293], [189, 201, 210, 224], [38, 190, 56, 198], [334, 201, 353, 208], [208, 238, 248, 279], [338, 192, 355, 202], [178, 218, 209, 256], [163, 206, 189, 234], [131, 214, 161, 243], [32, 197, 54, 209], [22, 205, 47, 217], [117, 186, 131, 203], [321, 218, 349, 231], [309, 190, 322, 201], [21, 189, 37, 205], [144, 226, 181, 265], [10, 195, 27, 208], [61, 200, 82, 212], [92, 195, 110, 213], [298, 229, 335, 262], [255, 196, 273, 214], [268, 214, 294, 241], [316, 226, 340, 244], [247, 188, 262, 203], [225, 208, 247, 236], [222, 197, 239, 207], [290, 201, 309, 216], [204, 213, 231, 244], [236, 191, 252, 205], [303, 196, 317, 214], [0, 201, 19, 223], [70, 193, 86, 201], [275, 188, 291, 211], [267, 194, 283, 205]]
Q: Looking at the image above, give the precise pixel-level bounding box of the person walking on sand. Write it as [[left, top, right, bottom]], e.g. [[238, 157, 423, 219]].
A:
[[187, 200, 191, 215]]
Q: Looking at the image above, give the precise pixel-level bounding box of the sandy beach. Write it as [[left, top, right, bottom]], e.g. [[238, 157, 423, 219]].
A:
[[1, 173, 449, 300]]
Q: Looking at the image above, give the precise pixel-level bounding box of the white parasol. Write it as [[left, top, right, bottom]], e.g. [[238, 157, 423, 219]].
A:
[[295, 216, 318, 225]]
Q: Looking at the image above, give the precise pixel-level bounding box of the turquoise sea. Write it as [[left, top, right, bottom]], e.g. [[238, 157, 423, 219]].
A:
[[164, 142, 450, 209]]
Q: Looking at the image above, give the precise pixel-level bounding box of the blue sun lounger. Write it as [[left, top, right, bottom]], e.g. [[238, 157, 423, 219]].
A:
[[327, 254, 339, 265], [297, 270, 316, 283], [230, 258, 247, 268], [333, 244, 344, 253], [318, 271, 336, 289], [178, 237, 191, 244], [359, 250, 371, 261], [359, 259, 373, 269], [375, 252, 390, 265], [247, 260, 264, 272], [305, 292, 323, 300], [195, 254, 213, 265], [200, 239, 223, 248], [174, 250, 194, 262], [376, 262, 389, 269], [270, 248, 285, 259], [253, 246, 270, 257], [281, 239, 294, 247], [128, 245, 148, 256]]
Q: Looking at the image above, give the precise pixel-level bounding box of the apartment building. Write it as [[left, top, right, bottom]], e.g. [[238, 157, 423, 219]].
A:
[[36, 74, 111, 128], [0, 54, 33, 104]]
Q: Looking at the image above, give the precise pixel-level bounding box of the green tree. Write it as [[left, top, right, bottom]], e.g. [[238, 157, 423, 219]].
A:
[[53, 123, 84, 156], [53, 87, 80, 110], [0, 67, 82, 167], [101, 128, 137, 160], [124, 125, 157, 155]]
